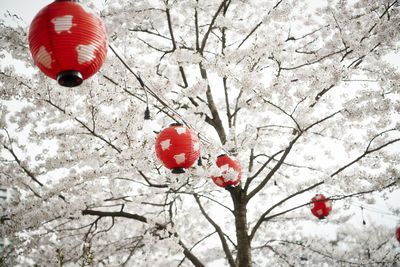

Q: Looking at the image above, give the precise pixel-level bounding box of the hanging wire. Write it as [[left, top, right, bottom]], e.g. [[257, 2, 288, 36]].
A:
[[108, 43, 214, 147], [348, 200, 400, 221], [108, 44, 151, 119]]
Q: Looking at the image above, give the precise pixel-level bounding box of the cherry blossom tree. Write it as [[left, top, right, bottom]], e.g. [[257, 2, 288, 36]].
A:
[[1, 0, 400, 266]]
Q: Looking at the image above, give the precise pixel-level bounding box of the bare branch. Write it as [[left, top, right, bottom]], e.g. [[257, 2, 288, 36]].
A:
[[246, 135, 302, 202], [138, 170, 168, 188], [237, 0, 283, 48], [128, 27, 171, 41], [237, 21, 262, 49], [178, 240, 206, 267], [81, 207, 207, 266], [194, 194, 237, 267], [331, 131, 400, 177], [81, 209, 148, 223], [244, 149, 284, 193], [200, 64, 227, 144], [261, 181, 396, 222], [249, 181, 324, 241], [165, 7, 177, 50], [263, 99, 302, 131], [178, 231, 216, 267], [281, 48, 348, 71], [199, 0, 228, 53], [303, 111, 341, 132], [44, 98, 122, 153], [1, 138, 43, 188]]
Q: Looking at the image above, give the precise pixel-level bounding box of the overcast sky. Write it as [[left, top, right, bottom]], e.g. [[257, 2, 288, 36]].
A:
[[0, 0, 53, 23]]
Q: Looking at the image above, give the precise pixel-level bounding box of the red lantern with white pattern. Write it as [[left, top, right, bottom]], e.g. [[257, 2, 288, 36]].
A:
[[211, 154, 241, 188], [29, 0, 107, 87], [396, 226, 400, 244], [310, 194, 332, 220], [155, 123, 200, 174]]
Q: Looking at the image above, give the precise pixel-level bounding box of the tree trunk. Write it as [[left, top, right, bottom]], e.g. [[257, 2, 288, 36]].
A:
[[232, 188, 252, 267]]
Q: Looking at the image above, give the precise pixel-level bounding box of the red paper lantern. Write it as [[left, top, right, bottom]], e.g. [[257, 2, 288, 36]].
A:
[[310, 194, 332, 219], [211, 154, 241, 188], [29, 0, 107, 87], [396, 226, 400, 243], [155, 123, 200, 174]]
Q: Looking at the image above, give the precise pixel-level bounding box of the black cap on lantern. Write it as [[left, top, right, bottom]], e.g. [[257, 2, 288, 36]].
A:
[[169, 122, 183, 127], [171, 167, 186, 174], [57, 70, 83, 87], [224, 184, 234, 191]]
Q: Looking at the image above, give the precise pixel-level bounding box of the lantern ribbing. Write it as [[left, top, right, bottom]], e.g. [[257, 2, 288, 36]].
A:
[[29, 1, 107, 87], [310, 194, 332, 219], [211, 154, 241, 188], [155, 124, 200, 174]]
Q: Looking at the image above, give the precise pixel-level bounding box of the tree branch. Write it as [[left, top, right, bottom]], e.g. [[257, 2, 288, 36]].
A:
[[81, 208, 206, 267], [331, 135, 400, 177], [138, 170, 168, 188], [200, 64, 227, 144], [194, 194, 237, 267], [81, 209, 148, 223], [246, 135, 302, 202], [261, 181, 396, 222], [43, 98, 122, 154], [244, 149, 285, 193], [0, 138, 43, 188], [199, 0, 228, 54], [281, 48, 348, 71], [249, 181, 324, 241]]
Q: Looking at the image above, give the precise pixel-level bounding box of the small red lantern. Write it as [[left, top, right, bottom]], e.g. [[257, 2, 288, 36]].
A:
[[310, 194, 332, 220], [29, 0, 107, 87], [155, 123, 200, 174], [211, 154, 241, 188], [396, 226, 400, 243]]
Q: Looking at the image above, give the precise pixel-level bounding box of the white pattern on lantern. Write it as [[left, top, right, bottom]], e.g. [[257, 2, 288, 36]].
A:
[[36, 46, 52, 69], [51, 15, 76, 34], [76, 44, 96, 64], [316, 209, 323, 215], [173, 153, 185, 164], [315, 195, 322, 200], [160, 139, 171, 150], [325, 201, 332, 208], [193, 142, 200, 151], [175, 127, 186, 135], [215, 178, 224, 186], [223, 167, 238, 182], [220, 164, 229, 172]]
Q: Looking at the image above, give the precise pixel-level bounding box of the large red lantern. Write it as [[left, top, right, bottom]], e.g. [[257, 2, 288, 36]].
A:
[[396, 226, 400, 243], [155, 123, 200, 174], [310, 194, 332, 220], [211, 154, 241, 188], [29, 0, 107, 87]]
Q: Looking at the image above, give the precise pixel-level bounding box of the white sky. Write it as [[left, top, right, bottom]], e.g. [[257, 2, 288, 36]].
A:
[[0, 0, 53, 23]]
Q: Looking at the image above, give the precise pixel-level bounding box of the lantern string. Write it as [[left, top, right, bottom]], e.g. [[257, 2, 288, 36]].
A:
[[348, 201, 400, 220], [108, 43, 214, 146], [109, 44, 185, 120], [108, 44, 151, 118], [361, 206, 366, 225]]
